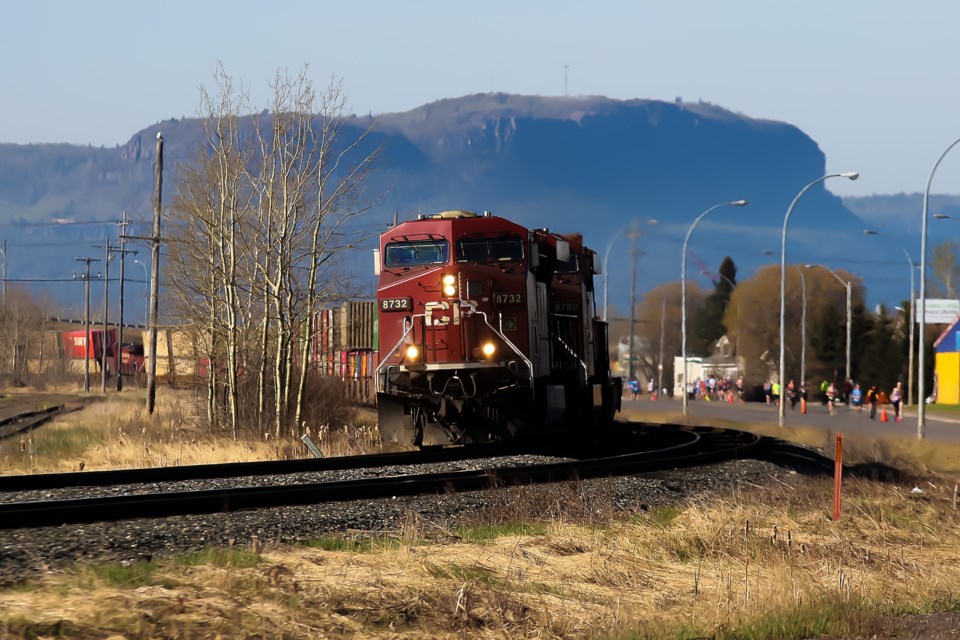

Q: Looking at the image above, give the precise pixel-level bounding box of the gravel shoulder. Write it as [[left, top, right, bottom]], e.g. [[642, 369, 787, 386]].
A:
[[0, 457, 783, 586]]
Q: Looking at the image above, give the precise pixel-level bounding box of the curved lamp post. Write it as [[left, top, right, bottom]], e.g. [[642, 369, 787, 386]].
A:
[[919, 138, 960, 437], [864, 229, 915, 406], [806, 264, 852, 395], [681, 199, 748, 417], [779, 172, 859, 427], [796, 267, 808, 388], [601, 236, 620, 323]]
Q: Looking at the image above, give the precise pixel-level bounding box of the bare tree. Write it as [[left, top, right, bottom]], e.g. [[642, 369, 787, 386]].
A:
[[724, 264, 863, 387], [168, 65, 378, 439], [610, 281, 704, 387], [0, 287, 49, 382], [930, 240, 960, 299]]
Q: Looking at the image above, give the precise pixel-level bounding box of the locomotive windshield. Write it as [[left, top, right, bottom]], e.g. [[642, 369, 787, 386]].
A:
[[455, 236, 524, 263], [555, 251, 579, 274], [383, 240, 449, 267]]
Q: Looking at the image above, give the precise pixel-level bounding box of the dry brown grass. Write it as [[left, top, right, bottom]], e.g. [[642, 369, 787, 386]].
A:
[[4, 395, 960, 637], [3, 475, 960, 639], [0, 388, 382, 475]]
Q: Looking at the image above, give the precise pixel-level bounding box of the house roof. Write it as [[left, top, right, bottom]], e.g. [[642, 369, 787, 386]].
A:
[[933, 313, 960, 352]]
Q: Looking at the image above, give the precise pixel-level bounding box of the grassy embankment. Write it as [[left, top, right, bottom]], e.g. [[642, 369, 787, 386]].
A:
[[2, 391, 960, 638], [0, 389, 379, 474], [3, 472, 960, 639]]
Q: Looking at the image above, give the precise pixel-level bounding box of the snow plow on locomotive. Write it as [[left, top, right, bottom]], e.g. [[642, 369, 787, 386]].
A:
[[375, 210, 621, 447]]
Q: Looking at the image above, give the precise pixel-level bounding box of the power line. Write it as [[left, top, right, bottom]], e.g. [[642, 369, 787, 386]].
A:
[[0, 219, 129, 227], [0, 277, 148, 283]]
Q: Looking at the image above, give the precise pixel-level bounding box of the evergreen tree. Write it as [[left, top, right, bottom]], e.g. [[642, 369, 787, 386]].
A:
[[689, 257, 737, 356], [856, 306, 901, 392]]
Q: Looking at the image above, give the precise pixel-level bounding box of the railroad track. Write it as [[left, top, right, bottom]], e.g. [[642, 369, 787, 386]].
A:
[[0, 404, 71, 440], [0, 424, 807, 530]]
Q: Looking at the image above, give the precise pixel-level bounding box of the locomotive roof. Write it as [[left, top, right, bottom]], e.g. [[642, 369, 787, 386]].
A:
[[386, 210, 528, 239], [384, 210, 595, 255]]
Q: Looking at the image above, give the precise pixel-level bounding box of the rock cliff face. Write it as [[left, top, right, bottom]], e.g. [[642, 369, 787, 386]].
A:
[[0, 94, 907, 307]]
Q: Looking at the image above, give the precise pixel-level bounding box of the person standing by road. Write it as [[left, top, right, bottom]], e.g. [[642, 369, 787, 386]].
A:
[[851, 383, 863, 414], [867, 385, 879, 419], [826, 382, 837, 416], [771, 380, 781, 408], [891, 382, 904, 422]]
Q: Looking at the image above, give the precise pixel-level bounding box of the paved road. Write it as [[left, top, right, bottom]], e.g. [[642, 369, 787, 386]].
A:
[[621, 395, 960, 443]]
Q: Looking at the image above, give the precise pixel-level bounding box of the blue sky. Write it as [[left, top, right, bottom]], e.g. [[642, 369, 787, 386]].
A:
[[4, 0, 960, 197]]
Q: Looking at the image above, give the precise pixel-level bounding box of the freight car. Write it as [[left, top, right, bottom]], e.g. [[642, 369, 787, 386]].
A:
[[375, 210, 621, 447]]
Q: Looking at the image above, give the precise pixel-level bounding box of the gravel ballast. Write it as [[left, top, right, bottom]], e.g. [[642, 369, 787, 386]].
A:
[[0, 457, 786, 585]]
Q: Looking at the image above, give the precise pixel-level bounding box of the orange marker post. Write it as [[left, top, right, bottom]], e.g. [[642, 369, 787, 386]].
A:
[[833, 433, 843, 521]]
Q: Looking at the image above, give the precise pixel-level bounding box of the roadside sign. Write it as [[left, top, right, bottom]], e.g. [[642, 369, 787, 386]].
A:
[[917, 299, 960, 324]]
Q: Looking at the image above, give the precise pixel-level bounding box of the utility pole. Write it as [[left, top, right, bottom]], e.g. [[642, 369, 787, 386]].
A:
[[75, 257, 101, 393], [626, 220, 640, 383], [101, 238, 110, 393], [114, 211, 137, 392], [147, 133, 164, 413], [657, 298, 665, 399], [1, 239, 6, 300]]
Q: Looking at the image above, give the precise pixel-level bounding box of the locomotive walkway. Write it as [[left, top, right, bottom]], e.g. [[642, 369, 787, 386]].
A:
[[622, 395, 960, 443]]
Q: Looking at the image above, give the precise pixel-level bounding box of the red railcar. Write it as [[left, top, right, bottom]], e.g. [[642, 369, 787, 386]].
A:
[[375, 210, 621, 447], [61, 329, 116, 360]]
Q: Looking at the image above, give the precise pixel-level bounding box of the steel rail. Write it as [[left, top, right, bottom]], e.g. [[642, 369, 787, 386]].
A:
[[0, 439, 573, 493], [0, 405, 68, 440], [0, 426, 763, 530]]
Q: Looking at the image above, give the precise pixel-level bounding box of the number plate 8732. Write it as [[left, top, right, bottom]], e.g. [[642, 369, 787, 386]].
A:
[[381, 298, 412, 311]]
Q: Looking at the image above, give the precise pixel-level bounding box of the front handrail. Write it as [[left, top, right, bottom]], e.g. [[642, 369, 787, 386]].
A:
[[374, 314, 425, 393], [553, 332, 588, 385], [476, 310, 535, 395]]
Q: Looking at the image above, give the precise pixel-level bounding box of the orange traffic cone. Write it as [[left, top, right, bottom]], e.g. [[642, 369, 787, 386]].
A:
[[728, 391, 734, 404], [880, 406, 889, 422]]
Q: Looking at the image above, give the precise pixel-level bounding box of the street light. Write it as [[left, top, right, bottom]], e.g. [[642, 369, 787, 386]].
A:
[[864, 229, 916, 406], [919, 138, 960, 438], [681, 199, 748, 417], [806, 264, 851, 396], [132, 259, 148, 325], [796, 267, 808, 387], [779, 172, 859, 427]]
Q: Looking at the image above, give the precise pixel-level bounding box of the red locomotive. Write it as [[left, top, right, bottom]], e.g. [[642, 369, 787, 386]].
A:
[[375, 210, 621, 446]]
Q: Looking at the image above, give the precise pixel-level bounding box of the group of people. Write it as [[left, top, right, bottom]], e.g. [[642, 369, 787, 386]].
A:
[[763, 377, 906, 421], [850, 381, 905, 421], [628, 378, 669, 401], [685, 375, 746, 403]]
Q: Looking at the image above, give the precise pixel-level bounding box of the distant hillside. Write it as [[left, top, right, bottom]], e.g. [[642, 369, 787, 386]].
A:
[[0, 93, 931, 310]]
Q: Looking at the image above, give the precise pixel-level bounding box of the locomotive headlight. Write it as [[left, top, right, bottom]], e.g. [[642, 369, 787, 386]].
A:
[[405, 344, 421, 361], [480, 341, 496, 358], [442, 274, 457, 298]]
